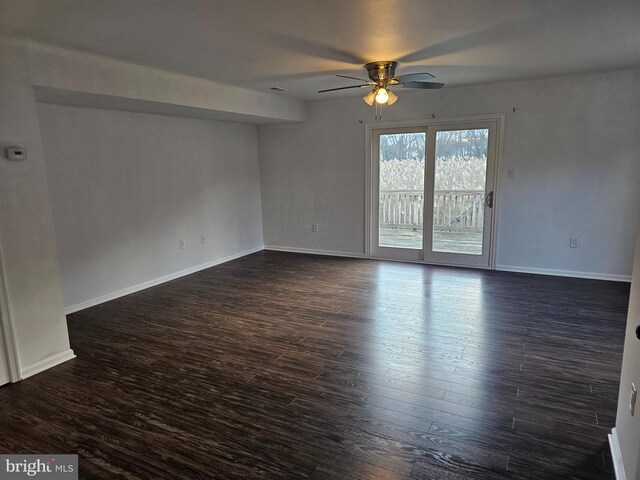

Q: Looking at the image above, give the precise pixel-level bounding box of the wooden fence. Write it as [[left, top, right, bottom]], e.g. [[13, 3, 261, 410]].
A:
[[379, 189, 485, 231]]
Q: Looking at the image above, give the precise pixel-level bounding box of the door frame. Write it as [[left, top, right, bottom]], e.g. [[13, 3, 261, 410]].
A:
[[364, 113, 505, 269], [0, 237, 22, 383]]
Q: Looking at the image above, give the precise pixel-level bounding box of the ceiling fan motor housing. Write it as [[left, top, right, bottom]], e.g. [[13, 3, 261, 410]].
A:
[[366, 61, 398, 83]]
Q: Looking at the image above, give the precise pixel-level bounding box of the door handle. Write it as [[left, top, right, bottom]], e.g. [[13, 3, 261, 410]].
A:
[[485, 191, 494, 208]]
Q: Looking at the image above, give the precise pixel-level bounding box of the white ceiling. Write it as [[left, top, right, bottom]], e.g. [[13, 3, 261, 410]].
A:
[[1, 0, 639, 100]]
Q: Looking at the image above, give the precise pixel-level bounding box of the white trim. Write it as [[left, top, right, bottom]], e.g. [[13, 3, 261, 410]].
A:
[[489, 114, 506, 270], [20, 348, 76, 379], [266, 248, 631, 282], [364, 122, 372, 259], [364, 113, 509, 130], [264, 245, 365, 259], [496, 264, 631, 282], [65, 245, 264, 314], [608, 428, 627, 480], [0, 238, 21, 382]]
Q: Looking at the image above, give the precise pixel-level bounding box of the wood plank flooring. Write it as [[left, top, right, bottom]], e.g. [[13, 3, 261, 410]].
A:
[[0, 251, 630, 479]]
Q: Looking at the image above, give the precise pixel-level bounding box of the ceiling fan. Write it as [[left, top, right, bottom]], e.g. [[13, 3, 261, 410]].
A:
[[317, 61, 444, 106]]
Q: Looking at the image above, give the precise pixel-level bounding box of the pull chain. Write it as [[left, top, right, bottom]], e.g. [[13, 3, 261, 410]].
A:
[[375, 102, 384, 121]]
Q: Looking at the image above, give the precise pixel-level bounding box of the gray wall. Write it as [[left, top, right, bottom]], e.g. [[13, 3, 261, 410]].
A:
[[0, 40, 72, 377], [259, 70, 640, 278], [615, 233, 640, 479], [37, 104, 264, 310]]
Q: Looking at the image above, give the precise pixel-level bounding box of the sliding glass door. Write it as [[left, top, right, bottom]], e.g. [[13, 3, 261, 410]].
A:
[[370, 120, 498, 268]]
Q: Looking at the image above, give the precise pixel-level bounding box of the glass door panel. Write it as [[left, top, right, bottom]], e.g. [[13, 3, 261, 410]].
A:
[[371, 128, 427, 261], [432, 129, 489, 255], [424, 122, 497, 267], [378, 132, 425, 249]]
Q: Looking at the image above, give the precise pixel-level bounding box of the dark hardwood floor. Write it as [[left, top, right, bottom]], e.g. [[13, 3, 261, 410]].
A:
[[0, 251, 630, 479]]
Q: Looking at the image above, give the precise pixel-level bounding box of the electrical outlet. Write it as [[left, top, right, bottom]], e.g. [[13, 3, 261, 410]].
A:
[[569, 236, 578, 248], [180, 239, 185, 249], [201, 235, 206, 244], [312, 224, 319, 233], [630, 383, 637, 415], [5, 146, 26, 161]]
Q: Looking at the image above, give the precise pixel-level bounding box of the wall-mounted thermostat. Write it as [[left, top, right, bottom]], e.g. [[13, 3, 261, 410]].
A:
[[5, 146, 27, 161]]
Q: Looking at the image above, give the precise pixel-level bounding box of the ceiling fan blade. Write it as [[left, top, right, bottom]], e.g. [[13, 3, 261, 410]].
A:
[[267, 33, 367, 64], [396, 72, 435, 82], [317, 84, 370, 93], [399, 81, 445, 90], [336, 74, 371, 82]]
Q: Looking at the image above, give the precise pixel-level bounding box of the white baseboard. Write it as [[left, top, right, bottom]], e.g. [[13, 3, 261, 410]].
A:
[[608, 428, 627, 480], [262, 251, 631, 282], [21, 348, 76, 380], [496, 264, 631, 282], [64, 245, 264, 315], [264, 245, 365, 259]]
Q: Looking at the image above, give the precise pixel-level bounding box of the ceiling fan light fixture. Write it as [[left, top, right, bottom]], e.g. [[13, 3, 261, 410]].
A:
[[321, 61, 442, 115], [387, 89, 398, 105], [375, 87, 389, 104], [363, 89, 376, 106]]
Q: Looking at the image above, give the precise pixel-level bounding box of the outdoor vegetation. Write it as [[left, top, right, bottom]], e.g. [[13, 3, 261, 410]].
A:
[[379, 130, 488, 190]]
